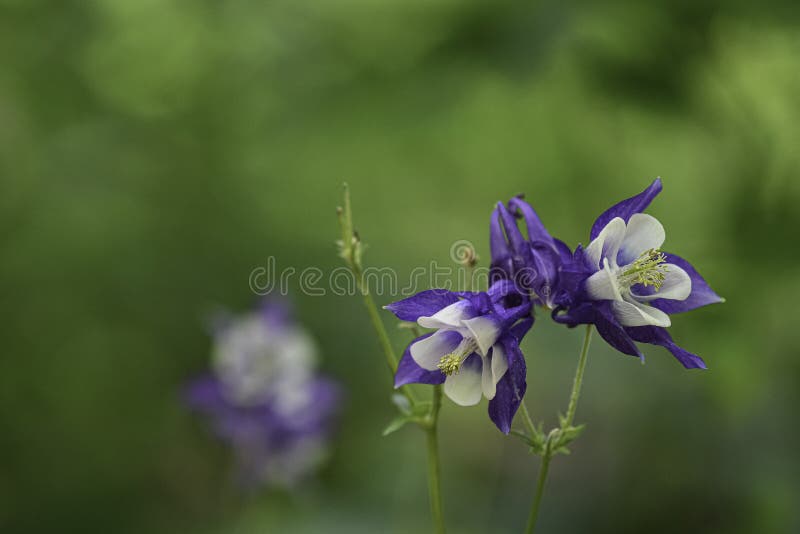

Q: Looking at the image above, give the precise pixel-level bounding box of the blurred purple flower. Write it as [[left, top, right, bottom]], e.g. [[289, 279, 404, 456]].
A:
[[385, 280, 533, 433], [185, 300, 341, 488], [553, 179, 724, 368]]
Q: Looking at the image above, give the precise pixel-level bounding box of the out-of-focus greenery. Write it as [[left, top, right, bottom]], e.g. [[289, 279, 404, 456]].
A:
[[1, 1, 799, 533]]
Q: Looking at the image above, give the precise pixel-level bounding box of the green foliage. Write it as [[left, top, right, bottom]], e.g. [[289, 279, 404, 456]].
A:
[[382, 401, 433, 436], [0, 0, 798, 533]]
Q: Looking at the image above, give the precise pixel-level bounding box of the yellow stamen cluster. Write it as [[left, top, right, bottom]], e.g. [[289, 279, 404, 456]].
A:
[[437, 352, 466, 375], [437, 338, 479, 376], [620, 248, 668, 290]]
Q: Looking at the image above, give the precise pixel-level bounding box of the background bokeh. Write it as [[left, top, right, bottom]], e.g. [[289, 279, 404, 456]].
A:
[[1, 1, 799, 532]]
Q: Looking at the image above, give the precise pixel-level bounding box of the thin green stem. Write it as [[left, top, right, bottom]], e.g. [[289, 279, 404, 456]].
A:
[[354, 271, 398, 373], [353, 266, 417, 405], [339, 184, 418, 404], [562, 325, 593, 430], [425, 385, 445, 534], [525, 439, 552, 534], [524, 325, 593, 534], [519, 401, 537, 438], [338, 186, 442, 533]]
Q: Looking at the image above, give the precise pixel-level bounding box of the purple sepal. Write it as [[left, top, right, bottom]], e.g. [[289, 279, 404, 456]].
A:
[[509, 316, 534, 342], [394, 334, 448, 387], [552, 238, 573, 263], [626, 326, 707, 369], [497, 201, 529, 254], [489, 202, 528, 285], [384, 290, 460, 322], [650, 253, 724, 314], [487, 279, 533, 327], [488, 336, 527, 434], [590, 178, 662, 240], [553, 302, 642, 358], [490, 207, 511, 264], [508, 196, 553, 245], [593, 302, 643, 358], [551, 245, 591, 307], [552, 301, 594, 327]]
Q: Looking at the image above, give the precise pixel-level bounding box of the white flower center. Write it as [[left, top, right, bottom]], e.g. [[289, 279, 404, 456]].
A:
[[583, 214, 693, 328]]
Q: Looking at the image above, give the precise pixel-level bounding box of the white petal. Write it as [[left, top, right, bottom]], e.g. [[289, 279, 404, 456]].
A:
[[631, 264, 692, 302], [612, 300, 671, 327], [462, 316, 501, 356], [410, 330, 461, 371], [482, 344, 509, 400], [444, 357, 483, 406], [585, 217, 626, 270], [618, 213, 665, 265], [585, 258, 623, 301], [418, 300, 474, 329], [480, 355, 495, 399]]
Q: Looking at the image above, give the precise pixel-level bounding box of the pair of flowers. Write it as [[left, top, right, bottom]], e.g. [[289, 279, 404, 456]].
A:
[[386, 179, 723, 433]]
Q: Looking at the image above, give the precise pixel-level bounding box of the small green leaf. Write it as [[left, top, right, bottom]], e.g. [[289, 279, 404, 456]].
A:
[[551, 424, 585, 454], [558, 412, 567, 428], [382, 415, 415, 437], [509, 430, 547, 455], [509, 429, 536, 447], [560, 424, 585, 444]]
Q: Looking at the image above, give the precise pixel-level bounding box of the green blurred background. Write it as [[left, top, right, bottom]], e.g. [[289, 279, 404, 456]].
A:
[[1, 0, 799, 532]]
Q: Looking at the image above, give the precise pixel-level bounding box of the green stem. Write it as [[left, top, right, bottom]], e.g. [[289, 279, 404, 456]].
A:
[[339, 184, 417, 404], [525, 439, 552, 534], [425, 386, 445, 534], [355, 271, 398, 373], [562, 325, 593, 430], [519, 401, 537, 439], [338, 186, 442, 532], [524, 325, 593, 534], [352, 262, 417, 404]]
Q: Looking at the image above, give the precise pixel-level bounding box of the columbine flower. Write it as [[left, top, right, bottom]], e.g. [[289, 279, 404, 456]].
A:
[[553, 179, 724, 368], [185, 300, 341, 488], [385, 280, 533, 433], [211, 300, 316, 410], [490, 196, 572, 308]]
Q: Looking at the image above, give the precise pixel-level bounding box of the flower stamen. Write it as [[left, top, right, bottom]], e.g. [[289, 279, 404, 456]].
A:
[[619, 248, 668, 291], [437, 338, 479, 375]]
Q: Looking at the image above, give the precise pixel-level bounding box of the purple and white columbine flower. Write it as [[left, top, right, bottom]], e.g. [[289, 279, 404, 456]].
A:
[[385, 280, 533, 433], [490, 196, 572, 308], [211, 300, 317, 411], [185, 300, 341, 489], [554, 179, 724, 368]]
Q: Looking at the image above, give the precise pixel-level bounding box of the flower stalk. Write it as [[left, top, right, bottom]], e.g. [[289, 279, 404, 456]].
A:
[[525, 438, 552, 534], [521, 325, 593, 534], [425, 385, 445, 534], [337, 184, 445, 533]]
